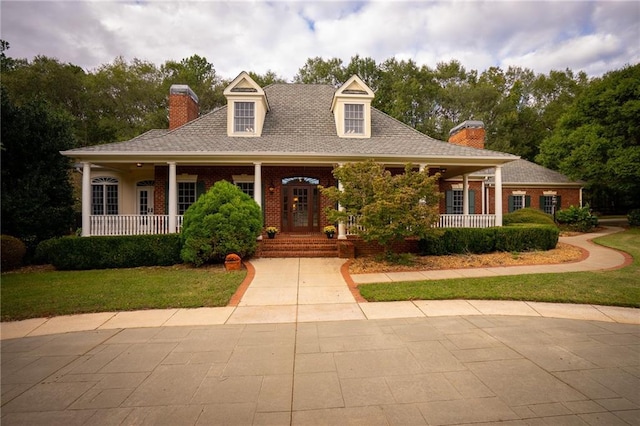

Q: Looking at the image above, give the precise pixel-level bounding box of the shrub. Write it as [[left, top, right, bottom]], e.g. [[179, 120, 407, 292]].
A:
[[181, 180, 262, 266], [555, 205, 598, 232], [1, 235, 27, 271], [418, 225, 558, 255], [34, 234, 182, 270], [628, 209, 640, 227], [495, 225, 559, 252], [503, 208, 556, 226]]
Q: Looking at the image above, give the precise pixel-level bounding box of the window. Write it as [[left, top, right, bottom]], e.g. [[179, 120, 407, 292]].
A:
[[178, 182, 196, 215], [540, 195, 561, 215], [508, 194, 530, 212], [446, 189, 475, 214], [236, 182, 254, 197], [344, 104, 364, 134], [92, 177, 118, 215], [234, 102, 255, 133]]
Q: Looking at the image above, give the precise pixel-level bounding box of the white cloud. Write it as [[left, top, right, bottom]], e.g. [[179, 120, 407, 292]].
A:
[[1, 0, 637, 80]]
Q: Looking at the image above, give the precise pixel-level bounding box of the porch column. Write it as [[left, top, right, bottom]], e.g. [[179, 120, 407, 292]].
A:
[[81, 162, 92, 236], [462, 174, 469, 215], [463, 174, 470, 227], [254, 162, 263, 240], [253, 162, 262, 208], [337, 163, 347, 240], [495, 165, 503, 226], [168, 162, 177, 233]]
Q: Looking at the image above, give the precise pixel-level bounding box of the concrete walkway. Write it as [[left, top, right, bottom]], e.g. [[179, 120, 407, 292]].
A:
[[1, 227, 639, 425]]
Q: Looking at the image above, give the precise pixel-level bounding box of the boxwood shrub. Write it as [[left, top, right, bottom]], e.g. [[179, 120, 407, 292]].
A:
[[503, 207, 556, 226], [1, 235, 27, 271], [35, 234, 182, 270], [418, 225, 558, 255]]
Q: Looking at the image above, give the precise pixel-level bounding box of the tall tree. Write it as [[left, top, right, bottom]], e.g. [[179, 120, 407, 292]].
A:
[[537, 64, 640, 213], [1, 88, 76, 250], [293, 57, 345, 86]]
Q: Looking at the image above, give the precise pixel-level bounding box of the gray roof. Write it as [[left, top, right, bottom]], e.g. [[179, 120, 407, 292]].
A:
[[476, 159, 583, 185], [63, 83, 518, 162]]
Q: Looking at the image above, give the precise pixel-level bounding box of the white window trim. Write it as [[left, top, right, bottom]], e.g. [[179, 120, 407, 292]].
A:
[[91, 176, 119, 215], [233, 101, 255, 134], [344, 103, 364, 135]]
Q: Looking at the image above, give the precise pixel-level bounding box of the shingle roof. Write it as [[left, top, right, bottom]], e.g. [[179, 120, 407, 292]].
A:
[[476, 159, 583, 185], [63, 83, 518, 161]]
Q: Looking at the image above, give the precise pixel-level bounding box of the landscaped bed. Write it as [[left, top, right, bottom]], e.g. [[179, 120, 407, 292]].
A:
[[349, 242, 584, 274]]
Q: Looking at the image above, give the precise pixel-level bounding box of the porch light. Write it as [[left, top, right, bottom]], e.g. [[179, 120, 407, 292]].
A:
[[136, 163, 143, 167], [439, 167, 447, 174], [268, 181, 275, 194]]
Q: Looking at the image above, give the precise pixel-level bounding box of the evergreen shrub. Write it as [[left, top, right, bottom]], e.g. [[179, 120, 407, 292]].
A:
[[628, 209, 640, 227], [34, 234, 182, 270], [555, 205, 598, 232], [1, 235, 27, 271], [181, 181, 262, 266], [503, 208, 556, 226], [418, 225, 558, 255]]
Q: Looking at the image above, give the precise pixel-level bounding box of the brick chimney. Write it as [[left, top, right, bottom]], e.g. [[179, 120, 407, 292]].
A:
[[448, 120, 485, 149], [169, 84, 199, 130]]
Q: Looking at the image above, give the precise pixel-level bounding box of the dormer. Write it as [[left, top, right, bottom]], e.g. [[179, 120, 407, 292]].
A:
[[223, 71, 269, 137], [331, 75, 375, 138]]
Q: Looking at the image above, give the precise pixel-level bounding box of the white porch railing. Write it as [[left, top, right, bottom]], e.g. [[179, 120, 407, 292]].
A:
[[89, 215, 184, 236], [345, 214, 496, 236], [437, 214, 496, 228]]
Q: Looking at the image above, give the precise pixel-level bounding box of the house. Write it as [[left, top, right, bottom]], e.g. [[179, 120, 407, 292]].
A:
[[440, 122, 584, 224], [61, 72, 581, 253]]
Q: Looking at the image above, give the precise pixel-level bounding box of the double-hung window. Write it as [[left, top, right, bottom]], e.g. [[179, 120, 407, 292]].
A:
[[508, 193, 530, 212], [178, 182, 196, 215], [92, 177, 118, 215], [234, 102, 255, 133], [344, 104, 364, 134], [236, 182, 254, 197]]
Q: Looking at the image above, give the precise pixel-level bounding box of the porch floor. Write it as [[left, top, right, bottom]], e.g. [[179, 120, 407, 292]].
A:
[[257, 233, 338, 258]]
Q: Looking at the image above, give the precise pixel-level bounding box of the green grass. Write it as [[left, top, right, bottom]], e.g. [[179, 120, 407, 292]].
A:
[[359, 228, 640, 308], [1, 266, 246, 321]]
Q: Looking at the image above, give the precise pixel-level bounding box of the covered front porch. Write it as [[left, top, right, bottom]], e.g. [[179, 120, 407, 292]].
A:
[[79, 160, 505, 238]]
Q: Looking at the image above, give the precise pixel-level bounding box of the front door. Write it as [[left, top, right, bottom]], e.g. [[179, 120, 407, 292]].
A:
[[282, 184, 318, 232]]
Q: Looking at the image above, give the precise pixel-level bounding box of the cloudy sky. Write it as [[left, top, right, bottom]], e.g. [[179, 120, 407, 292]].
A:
[[1, 1, 638, 81]]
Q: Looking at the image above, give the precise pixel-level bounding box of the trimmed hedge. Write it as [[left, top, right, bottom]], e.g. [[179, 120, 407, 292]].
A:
[[1, 235, 27, 271], [503, 208, 556, 226], [418, 225, 559, 255], [627, 209, 640, 227], [35, 234, 182, 270]]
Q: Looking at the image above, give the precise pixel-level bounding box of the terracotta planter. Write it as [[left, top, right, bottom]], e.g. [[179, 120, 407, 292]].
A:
[[224, 254, 242, 271]]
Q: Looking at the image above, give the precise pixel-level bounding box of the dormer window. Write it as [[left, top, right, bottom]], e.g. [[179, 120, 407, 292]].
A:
[[224, 71, 269, 137], [344, 104, 364, 134], [331, 75, 374, 138], [234, 102, 255, 133]]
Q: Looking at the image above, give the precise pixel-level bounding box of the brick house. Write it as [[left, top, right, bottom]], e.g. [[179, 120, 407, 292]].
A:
[[62, 72, 582, 254]]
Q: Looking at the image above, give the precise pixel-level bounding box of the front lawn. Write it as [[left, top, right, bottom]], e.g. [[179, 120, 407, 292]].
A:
[[358, 228, 640, 308], [1, 265, 246, 321]]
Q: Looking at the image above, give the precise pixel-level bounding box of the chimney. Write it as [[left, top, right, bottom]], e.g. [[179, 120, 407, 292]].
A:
[[448, 120, 485, 149], [169, 84, 199, 130]]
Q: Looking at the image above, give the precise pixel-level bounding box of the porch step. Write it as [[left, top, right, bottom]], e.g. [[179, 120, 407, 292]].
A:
[[257, 234, 338, 258]]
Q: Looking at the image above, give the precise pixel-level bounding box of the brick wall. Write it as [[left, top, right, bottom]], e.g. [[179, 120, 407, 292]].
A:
[[153, 164, 336, 230], [486, 186, 582, 214]]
